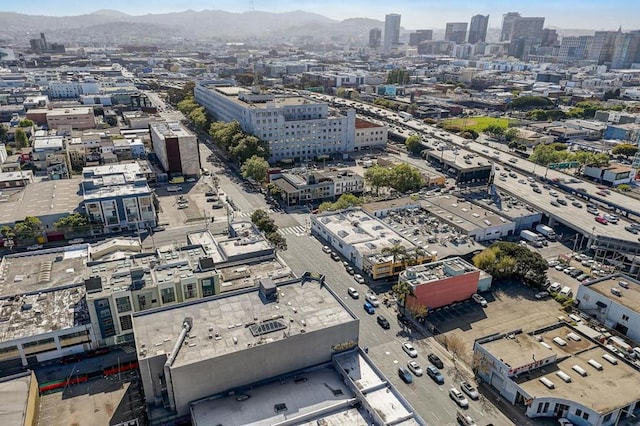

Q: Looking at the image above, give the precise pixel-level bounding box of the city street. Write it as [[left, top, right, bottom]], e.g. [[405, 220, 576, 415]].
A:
[[280, 234, 518, 426]]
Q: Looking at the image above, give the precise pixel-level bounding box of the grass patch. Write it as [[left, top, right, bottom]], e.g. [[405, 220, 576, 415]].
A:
[[442, 116, 513, 133]]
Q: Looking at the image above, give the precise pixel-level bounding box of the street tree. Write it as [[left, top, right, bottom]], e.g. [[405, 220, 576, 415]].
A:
[[364, 165, 391, 196], [389, 163, 425, 193], [504, 128, 519, 142], [18, 119, 34, 128], [14, 128, 29, 148], [251, 209, 277, 234], [177, 97, 199, 115], [241, 155, 270, 184], [392, 280, 414, 312], [612, 143, 638, 158], [13, 216, 43, 241], [54, 213, 90, 235], [405, 135, 423, 155], [483, 124, 505, 139], [229, 135, 269, 163]]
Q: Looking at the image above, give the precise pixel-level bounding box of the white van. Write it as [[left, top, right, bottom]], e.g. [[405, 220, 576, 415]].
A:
[[549, 282, 562, 293], [559, 286, 573, 297], [633, 347, 640, 359]]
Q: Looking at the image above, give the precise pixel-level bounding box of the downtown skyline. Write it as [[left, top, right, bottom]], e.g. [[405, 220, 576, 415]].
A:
[[3, 0, 640, 31]]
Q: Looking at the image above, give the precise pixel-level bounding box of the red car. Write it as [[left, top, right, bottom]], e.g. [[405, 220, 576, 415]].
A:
[[595, 216, 608, 224]]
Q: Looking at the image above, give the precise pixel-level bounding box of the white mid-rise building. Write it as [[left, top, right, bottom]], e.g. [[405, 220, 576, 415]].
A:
[[195, 81, 356, 162]]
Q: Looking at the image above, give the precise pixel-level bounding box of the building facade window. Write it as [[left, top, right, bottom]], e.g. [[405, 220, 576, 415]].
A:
[[161, 287, 176, 304], [184, 283, 198, 300], [115, 296, 131, 313], [201, 278, 215, 297], [119, 315, 133, 331]]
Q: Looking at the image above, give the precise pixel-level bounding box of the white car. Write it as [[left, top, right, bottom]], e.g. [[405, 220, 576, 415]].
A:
[[472, 293, 488, 307], [402, 342, 418, 358], [365, 293, 380, 307], [460, 380, 479, 400], [354, 274, 366, 284], [449, 387, 469, 408], [548, 260, 559, 268], [322, 245, 331, 253], [26, 244, 43, 251], [407, 360, 423, 376]]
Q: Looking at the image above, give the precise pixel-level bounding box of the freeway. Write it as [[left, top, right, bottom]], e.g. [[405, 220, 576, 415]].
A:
[[306, 92, 640, 221], [280, 234, 517, 426]]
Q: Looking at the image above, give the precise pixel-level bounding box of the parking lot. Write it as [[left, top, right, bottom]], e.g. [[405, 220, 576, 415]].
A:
[[425, 279, 565, 365]]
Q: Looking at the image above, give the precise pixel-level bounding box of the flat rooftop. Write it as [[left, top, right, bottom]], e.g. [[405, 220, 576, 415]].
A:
[[149, 121, 193, 138], [314, 208, 423, 257], [0, 178, 84, 224], [133, 279, 356, 368], [217, 259, 292, 293], [401, 257, 478, 285], [0, 372, 34, 426], [482, 324, 640, 414], [0, 286, 88, 342], [0, 247, 88, 296], [190, 366, 359, 426], [423, 195, 514, 232], [585, 275, 640, 312]]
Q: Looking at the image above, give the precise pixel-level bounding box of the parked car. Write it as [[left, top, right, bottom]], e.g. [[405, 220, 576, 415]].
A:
[[472, 293, 488, 307], [322, 245, 332, 253], [330, 252, 341, 261], [365, 293, 380, 307], [460, 381, 479, 400], [449, 387, 469, 408], [456, 410, 477, 426], [402, 342, 418, 358], [376, 315, 390, 329], [428, 353, 444, 369], [535, 291, 550, 300], [354, 274, 366, 284], [407, 361, 423, 376], [426, 365, 445, 384], [345, 266, 355, 275], [398, 367, 413, 384]]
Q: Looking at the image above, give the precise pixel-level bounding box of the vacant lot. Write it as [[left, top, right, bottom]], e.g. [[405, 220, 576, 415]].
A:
[[443, 116, 512, 133]]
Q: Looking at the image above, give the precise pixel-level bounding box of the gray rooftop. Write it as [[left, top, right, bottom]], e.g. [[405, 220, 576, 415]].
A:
[[0, 286, 88, 343], [423, 195, 514, 232], [0, 247, 88, 297], [133, 279, 356, 368], [0, 372, 35, 426]]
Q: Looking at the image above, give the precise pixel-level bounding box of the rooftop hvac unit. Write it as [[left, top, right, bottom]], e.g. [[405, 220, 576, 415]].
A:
[[588, 359, 603, 371], [567, 333, 581, 342], [539, 377, 555, 389], [602, 353, 618, 365], [555, 371, 572, 383], [553, 337, 567, 346], [572, 365, 588, 377]]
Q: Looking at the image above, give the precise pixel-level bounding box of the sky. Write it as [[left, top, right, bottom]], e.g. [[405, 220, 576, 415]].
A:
[[5, 0, 640, 30]]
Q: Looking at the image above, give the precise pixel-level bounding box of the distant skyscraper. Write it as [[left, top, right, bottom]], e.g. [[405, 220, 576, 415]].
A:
[[611, 31, 640, 69], [510, 17, 545, 42], [589, 30, 620, 64], [369, 28, 382, 49], [383, 13, 401, 51], [541, 29, 558, 47], [558, 36, 593, 62], [445, 22, 468, 44], [468, 15, 489, 44], [500, 12, 521, 42], [409, 30, 433, 46]]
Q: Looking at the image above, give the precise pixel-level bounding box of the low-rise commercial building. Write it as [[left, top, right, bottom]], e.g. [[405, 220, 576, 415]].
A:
[[574, 274, 640, 343], [133, 276, 360, 419], [583, 164, 633, 186], [399, 257, 492, 312], [46, 107, 96, 130], [311, 208, 436, 279], [474, 323, 640, 426], [354, 118, 387, 152], [269, 169, 364, 206]]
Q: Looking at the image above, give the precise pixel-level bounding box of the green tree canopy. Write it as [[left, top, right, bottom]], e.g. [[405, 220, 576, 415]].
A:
[[389, 163, 425, 193], [318, 194, 362, 213], [251, 209, 277, 234], [14, 128, 29, 148], [54, 213, 90, 233], [405, 135, 423, 155], [14, 216, 43, 241], [530, 143, 571, 166], [612, 143, 638, 158], [241, 155, 270, 184], [364, 165, 391, 196], [177, 97, 199, 115], [509, 96, 554, 110], [0, 124, 7, 142], [18, 119, 34, 128], [229, 134, 269, 163], [473, 241, 547, 285]]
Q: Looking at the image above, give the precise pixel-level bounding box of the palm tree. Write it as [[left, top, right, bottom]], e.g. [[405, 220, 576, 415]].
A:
[[381, 243, 407, 274], [392, 281, 415, 313]]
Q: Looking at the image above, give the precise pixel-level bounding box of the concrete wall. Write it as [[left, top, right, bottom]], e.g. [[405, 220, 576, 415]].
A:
[[170, 320, 359, 416], [409, 271, 479, 310]]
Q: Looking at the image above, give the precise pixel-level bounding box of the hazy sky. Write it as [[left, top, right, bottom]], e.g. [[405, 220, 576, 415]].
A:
[[6, 0, 639, 30]]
